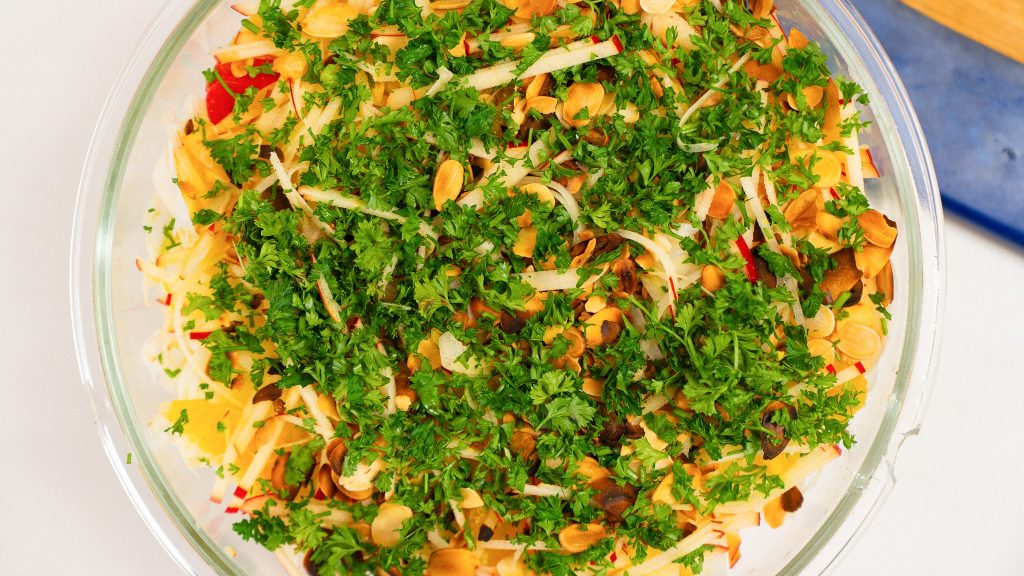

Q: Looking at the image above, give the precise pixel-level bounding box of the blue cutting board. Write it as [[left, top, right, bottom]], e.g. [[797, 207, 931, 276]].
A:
[[852, 0, 1024, 247]]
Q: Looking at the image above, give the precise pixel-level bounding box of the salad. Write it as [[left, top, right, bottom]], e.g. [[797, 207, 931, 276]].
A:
[[140, 0, 898, 574]]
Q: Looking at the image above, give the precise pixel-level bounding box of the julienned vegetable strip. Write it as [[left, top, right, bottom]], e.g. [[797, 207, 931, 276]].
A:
[[145, 1, 898, 575], [464, 36, 623, 91]]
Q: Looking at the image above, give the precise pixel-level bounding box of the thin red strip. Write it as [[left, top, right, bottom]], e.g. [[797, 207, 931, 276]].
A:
[[735, 236, 759, 283]]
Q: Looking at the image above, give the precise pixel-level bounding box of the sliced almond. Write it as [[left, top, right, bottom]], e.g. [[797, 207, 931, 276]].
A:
[[585, 295, 608, 314], [853, 242, 894, 279], [807, 337, 836, 365], [558, 523, 607, 553], [460, 488, 484, 509], [810, 152, 842, 189], [433, 159, 465, 210], [524, 73, 549, 100], [820, 248, 862, 300], [707, 180, 736, 219], [302, 3, 359, 39], [500, 32, 536, 49], [371, 503, 413, 547], [784, 188, 823, 231], [584, 307, 623, 346], [431, 0, 471, 8], [639, 0, 674, 14], [701, 264, 725, 292], [515, 0, 557, 18], [857, 209, 898, 248], [577, 457, 610, 484], [513, 227, 538, 258], [429, 548, 479, 576], [804, 306, 835, 339], [563, 83, 605, 127], [582, 377, 604, 398], [823, 78, 841, 141], [834, 321, 881, 360], [526, 95, 558, 115], [816, 211, 843, 240], [786, 85, 824, 110], [787, 27, 809, 50]]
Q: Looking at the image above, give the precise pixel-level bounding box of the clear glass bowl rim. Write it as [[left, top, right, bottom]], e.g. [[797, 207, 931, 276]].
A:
[[71, 1, 946, 574]]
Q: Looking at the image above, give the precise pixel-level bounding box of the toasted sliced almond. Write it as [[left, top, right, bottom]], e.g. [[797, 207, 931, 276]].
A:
[[788, 27, 809, 49], [810, 152, 842, 189], [853, 242, 893, 279], [582, 377, 604, 398], [707, 180, 736, 219], [784, 188, 823, 231], [500, 32, 536, 49], [858, 209, 898, 248], [559, 523, 607, 553], [460, 488, 484, 509], [302, 3, 359, 38], [371, 503, 413, 547], [640, 0, 674, 14], [585, 295, 608, 314], [834, 321, 881, 360], [577, 457, 610, 484], [563, 83, 605, 127], [875, 261, 894, 306], [429, 548, 479, 576], [515, 0, 557, 18], [513, 227, 538, 258], [433, 159, 465, 210], [823, 78, 842, 141], [804, 306, 835, 339], [807, 337, 837, 365], [701, 264, 726, 292], [816, 211, 843, 240], [820, 248, 862, 300], [432, 0, 471, 8], [584, 307, 623, 345], [524, 73, 549, 99], [526, 95, 558, 115], [786, 85, 824, 110]]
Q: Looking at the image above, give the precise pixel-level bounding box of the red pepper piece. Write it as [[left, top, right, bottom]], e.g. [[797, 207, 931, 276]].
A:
[[205, 57, 279, 124], [735, 235, 759, 283], [205, 81, 236, 125]]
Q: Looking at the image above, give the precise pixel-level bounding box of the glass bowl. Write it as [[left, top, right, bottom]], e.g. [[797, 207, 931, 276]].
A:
[[71, 1, 945, 574]]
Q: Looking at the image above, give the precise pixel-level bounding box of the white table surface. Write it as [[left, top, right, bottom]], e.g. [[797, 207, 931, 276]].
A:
[[1, 1, 1021, 575]]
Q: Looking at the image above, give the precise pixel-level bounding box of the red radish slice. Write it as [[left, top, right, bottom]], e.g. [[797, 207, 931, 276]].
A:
[[860, 146, 880, 178], [826, 362, 867, 384], [735, 235, 759, 283], [770, 13, 788, 40], [464, 36, 622, 91], [289, 79, 303, 120], [213, 41, 283, 64], [230, 3, 257, 16], [189, 331, 213, 340]]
